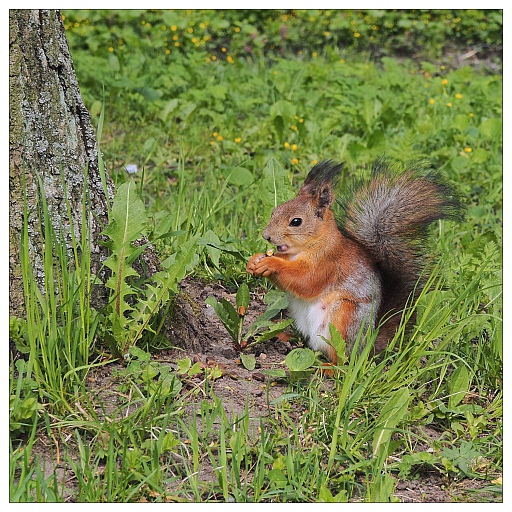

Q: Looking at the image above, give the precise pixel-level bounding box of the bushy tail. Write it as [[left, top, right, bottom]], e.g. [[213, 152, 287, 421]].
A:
[[338, 158, 463, 347]]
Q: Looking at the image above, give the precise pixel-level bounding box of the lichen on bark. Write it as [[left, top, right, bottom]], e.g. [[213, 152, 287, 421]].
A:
[[9, 9, 113, 317]]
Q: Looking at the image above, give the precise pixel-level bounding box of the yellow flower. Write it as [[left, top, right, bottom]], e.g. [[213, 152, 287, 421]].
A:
[[291, 158, 299, 165], [312, 52, 318, 57], [469, 112, 474, 117], [429, 98, 435, 105], [441, 79, 448, 85], [464, 147, 472, 153], [174, 42, 180, 47], [217, 135, 223, 141], [291, 144, 298, 151], [234, 27, 240, 32], [446, 102, 452, 107], [455, 93, 463, 99], [227, 55, 234, 64], [340, 59, 346, 64], [291, 125, 297, 131], [324, 31, 331, 37], [187, 27, 193, 33], [354, 32, 360, 38], [221, 47, 227, 52], [108, 47, 114, 52], [171, 25, 177, 31], [312, 159, 318, 165], [173, 35, 178, 40], [235, 137, 242, 143], [284, 142, 290, 149], [213, 132, 218, 137], [211, 55, 217, 61], [165, 49, 171, 55]]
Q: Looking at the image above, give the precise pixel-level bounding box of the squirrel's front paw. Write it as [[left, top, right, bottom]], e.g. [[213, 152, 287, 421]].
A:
[[246, 253, 273, 277]]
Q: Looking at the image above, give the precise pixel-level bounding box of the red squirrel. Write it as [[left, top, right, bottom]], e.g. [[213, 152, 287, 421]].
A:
[[247, 159, 462, 363]]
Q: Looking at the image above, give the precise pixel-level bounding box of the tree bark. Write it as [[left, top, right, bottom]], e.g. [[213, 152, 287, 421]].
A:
[[9, 9, 113, 317]]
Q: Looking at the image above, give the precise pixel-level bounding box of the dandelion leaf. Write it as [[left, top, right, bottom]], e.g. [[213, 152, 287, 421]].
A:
[[102, 181, 148, 351]]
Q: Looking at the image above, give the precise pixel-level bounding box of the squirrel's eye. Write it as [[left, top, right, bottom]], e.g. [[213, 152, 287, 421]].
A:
[[289, 218, 302, 227]]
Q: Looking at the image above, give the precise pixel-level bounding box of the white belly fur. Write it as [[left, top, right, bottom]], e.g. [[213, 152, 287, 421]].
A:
[[287, 294, 332, 353]]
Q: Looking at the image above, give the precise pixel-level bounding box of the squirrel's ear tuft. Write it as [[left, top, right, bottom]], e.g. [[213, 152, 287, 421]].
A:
[[299, 160, 344, 213]]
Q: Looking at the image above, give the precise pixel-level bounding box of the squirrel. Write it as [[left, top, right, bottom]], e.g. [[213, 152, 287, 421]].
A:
[[246, 158, 463, 363]]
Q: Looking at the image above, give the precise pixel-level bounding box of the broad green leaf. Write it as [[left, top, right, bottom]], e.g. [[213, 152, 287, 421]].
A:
[[269, 100, 295, 142], [176, 357, 192, 375], [471, 147, 489, 164], [220, 298, 240, 329], [268, 469, 287, 488], [103, 180, 147, 247], [102, 180, 149, 352], [198, 229, 222, 268], [129, 346, 151, 362], [450, 155, 470, 172], [285, 347, 316, 371], [264, 288, 288, 309], [253, 318, 293, 344], [240, 353, 256, 371], [372, 388, 411, 457], [206, 296, 236, 340], [448, 365, 470, 409], [236, 282, 250, 309], [452, 114, 470, 131], [161, 431, 180, 452], [158, 98, 179, 122], [318, 484, 348, 503], [318, 485, 335, 503], [478, 118, 501, 139], [188, 362, 203, 376], [328, 323, 347, 364], [262, 368, 287, 379], [223, 167, 254, 186], [260, 158, 295, 212]]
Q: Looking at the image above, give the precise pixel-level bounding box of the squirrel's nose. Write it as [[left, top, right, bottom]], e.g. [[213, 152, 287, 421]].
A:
[[262, 229, 271, 242]]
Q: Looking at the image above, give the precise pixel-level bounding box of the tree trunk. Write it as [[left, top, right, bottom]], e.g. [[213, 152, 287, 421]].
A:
[[9, 9, 113, 317]]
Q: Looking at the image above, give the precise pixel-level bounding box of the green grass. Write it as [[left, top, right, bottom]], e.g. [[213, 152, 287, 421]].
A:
[[10, 9, 502, 503]]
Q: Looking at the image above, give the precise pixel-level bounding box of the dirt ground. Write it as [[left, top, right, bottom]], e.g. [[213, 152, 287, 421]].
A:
[[26, 277, 495, 503]]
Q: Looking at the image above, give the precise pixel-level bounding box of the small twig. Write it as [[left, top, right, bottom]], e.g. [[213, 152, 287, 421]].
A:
[[459, 49, 478, 61]]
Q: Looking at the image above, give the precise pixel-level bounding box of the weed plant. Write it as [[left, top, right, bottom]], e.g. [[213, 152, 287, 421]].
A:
[[9, 9, 502, 503]]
